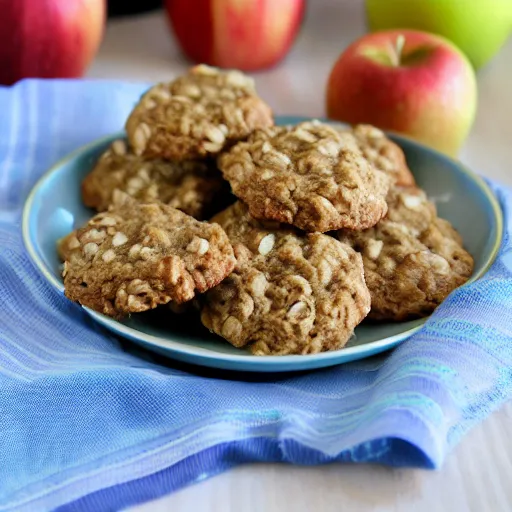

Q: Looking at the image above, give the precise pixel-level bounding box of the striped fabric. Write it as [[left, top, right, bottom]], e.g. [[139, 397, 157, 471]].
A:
[[1, 80, 512, 512]]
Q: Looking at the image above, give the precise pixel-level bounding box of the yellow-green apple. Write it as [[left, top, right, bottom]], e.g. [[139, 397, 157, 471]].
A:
[[326, 30, 477, 156], [165, 0, 305, 71], [365, 0, 512, 70], [0, 0, 106, 86]]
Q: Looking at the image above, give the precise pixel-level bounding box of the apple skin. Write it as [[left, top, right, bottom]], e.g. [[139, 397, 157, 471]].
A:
[[0, 0, 106, 86], [365, 0, 512, 70], [165, 0, 305, 71], [326, 30, 477, 157]]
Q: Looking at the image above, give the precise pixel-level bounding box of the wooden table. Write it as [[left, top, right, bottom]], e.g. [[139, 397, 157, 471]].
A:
[[87, 2, 512, 511]]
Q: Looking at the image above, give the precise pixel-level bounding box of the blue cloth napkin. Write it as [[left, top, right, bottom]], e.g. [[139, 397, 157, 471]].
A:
[[1, 80, 512, 512]]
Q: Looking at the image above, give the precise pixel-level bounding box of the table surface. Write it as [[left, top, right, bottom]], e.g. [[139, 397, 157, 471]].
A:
[[87, 3, 512, 511]]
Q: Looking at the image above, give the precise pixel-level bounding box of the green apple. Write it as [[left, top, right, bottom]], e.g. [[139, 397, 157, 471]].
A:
[[365, 0, 512, 69]]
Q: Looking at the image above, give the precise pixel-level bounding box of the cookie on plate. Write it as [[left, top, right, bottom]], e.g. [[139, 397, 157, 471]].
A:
[[201, 202, 371, 355], [351, 125, 416, 187], [336, 187, 473, 321], [218, 121, 391, 233], [125, 64, 274, 161], [58, 231, 82, 263], [61, 203, 236, 318], [384, 186, 437, 234], [81, 139, 230, 219]]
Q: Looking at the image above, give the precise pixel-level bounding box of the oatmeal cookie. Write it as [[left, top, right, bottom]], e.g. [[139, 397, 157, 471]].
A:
[[218, 121, 391, 233], [81, 139, 230, 219], [201, 202, 371, 355], [57, 231, 82, 263], [125, 65, 274, 160], [336, 188, 473, 321], [384, 186, 437, 234], [61, 203, 235, 318], [351, 125, 416, 187]]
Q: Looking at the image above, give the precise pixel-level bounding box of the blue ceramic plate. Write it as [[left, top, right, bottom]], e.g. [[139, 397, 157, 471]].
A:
[[22, 117, 502, 372]]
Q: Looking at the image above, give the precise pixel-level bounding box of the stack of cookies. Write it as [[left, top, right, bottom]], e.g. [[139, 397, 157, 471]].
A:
[[58, 65, 474, 356]]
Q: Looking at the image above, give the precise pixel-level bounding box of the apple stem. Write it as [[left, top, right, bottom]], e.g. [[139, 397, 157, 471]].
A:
[[393, 34, 406, 66]]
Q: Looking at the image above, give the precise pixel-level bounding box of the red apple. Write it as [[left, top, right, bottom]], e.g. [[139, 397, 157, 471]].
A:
[[326, 30, 478, 156], [0, 0, 106, 86], [165, 0, 305, 71]]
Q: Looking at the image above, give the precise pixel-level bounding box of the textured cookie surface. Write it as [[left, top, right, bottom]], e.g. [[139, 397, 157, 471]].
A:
[[125, 65, 274, 160], [337, 187, 473, 321], [201, 202, 371, 355], [351, 125, 416, 187], [61, 203, 236, 318], [81, 139, 229, 219], [218, 121, 391, 233], [384, 186, 437, 234]]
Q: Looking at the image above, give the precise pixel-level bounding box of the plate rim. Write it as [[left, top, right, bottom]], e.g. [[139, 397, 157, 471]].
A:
[[21, 120, 504, 370]]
